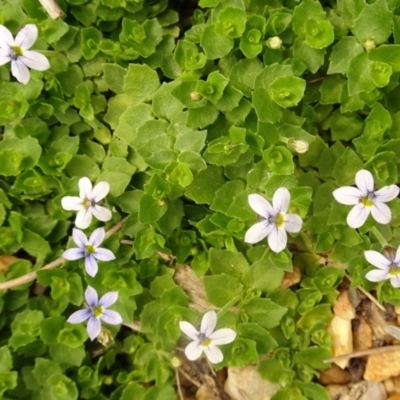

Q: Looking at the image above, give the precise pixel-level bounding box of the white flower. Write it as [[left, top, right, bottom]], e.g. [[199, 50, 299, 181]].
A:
[[267, 36, 282, 49], [365, 247, 400, 288], [244, 188, 303, 253], [61, 177, 112, 230], [179, 310, 236, 364], [333, 169, 399, 229], [0, 24, 50, 85]]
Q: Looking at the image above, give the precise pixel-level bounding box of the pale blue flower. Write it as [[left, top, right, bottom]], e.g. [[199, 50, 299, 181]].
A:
[[62, 227, 115, 277], [67, 286, 122, 341]]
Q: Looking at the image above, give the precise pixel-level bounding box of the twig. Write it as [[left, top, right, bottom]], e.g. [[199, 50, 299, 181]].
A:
[[306, 73, 339, 84], [178, 368, 201, 388], [122, 321, 141, 332], [0, 218, 126, 291], [345, 273, 386, 312], [38, 0, 64, 19], [175, 369, 185, 400], [324, 344, 400, 364]]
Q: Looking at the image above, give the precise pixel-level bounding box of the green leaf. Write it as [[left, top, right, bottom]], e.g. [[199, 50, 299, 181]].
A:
[[238, 323, 278, 354], [297, 304, 332, 332], [330, 109, 364, 141], [333, 147, 363, 185], [200, 24, 234, 60], [292, 0, 326, 37], [0, 346, 13, 373], [253, 88, 282, 123], [209, 248, 249, 277], [348, 52, 375, 95], [102, 63, 126, 94], [328, 37, 364, 74], [216, 7, 247, 38], [203, 274, 243, 307], [263, 145, 294, 175], [305, 19, 334, 49], [269, 76, 306, 108], [293, 39, 325, 73], [353, 0, 392, 45], [243, 298, 288, 329], [368, 45, 400, 72], [124, 64, 160, 104]]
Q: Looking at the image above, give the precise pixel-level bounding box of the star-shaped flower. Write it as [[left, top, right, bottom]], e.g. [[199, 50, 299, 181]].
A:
[[333, 169, 399, 229], [62, 228, 115, 277], [179, 310, 236, 364], [61, 177, 112, 230], [365, 247, 400, 288], [244, 188, 303, 253], [67, 286, 122, 341], [0, 24, 50, 84]]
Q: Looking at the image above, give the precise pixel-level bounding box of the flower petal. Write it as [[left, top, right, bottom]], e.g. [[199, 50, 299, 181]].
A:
[[364, 250, 391, 270], [244, 220, 273, 244], [209, 328, 237, 345], [87, 317, 102, 341], [268, 227, 287, 253], [15, 24, 37, 49], [184, 341, 203, 361], [179, 321, 199, 341], [85, 256, 98, 277], [346, 204, 369, 229], [11, 58, 30, 84], [89, 227, 105, 247], [201, 310, 217, 337], [247, 194, 273, 219], [72, 228, 88, 249], [355, 169, 374, 195], [0, 48, 11, 66], [94, 248, 115, 262], [284, 214, 302, 233], [365, 269, 389, 282], [61, 196, 82, 211], [390, 275, 400, 288], [62, 248, 84, 261], [204, 345, 223, 364], [395, 246, 400, 264], [332, 187, 363, 205], [272, 187, 290, 214], [101, 309, 122, 325], [20, 50, 50, 71], [371, 202, 392, 225], [75, 208, 93, 230], [79, 177, 93, 200], [99, 291, 118, 308], [91, 205, 112, 222], [67, 309, 91, 324], [91, 182, 110, 202], [0, 25, 14, 48], [374, 185, 400, 203], [85, 286, 98, 307]]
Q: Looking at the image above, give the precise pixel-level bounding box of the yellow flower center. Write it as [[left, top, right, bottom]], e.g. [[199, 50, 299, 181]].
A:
[[274, 213, 285, 228], [200, 338, 212, 347], [11, 45, 24, 57], [360, 196, 374, 207], [85, 244, 96, 255], [92, 305, 104, 318], [82, 198, 93, 210]]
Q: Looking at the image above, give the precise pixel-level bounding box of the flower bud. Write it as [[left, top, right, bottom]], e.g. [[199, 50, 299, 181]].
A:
[[190, 91, 202, 101], [171, 356, 182, 368], [267, 36, 282, 50], [364, 39, 376, 52], [288, 138, 309, 154]]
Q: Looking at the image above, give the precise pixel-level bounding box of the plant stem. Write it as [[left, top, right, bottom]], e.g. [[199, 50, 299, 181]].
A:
[[370, 226, 389, 249], [217, 295, 240, 318], [0, 218, 126, 291], [38, 0, 64, 19]]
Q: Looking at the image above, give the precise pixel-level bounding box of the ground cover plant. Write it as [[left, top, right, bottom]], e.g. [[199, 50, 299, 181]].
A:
[[1, 0, 400, 398]]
